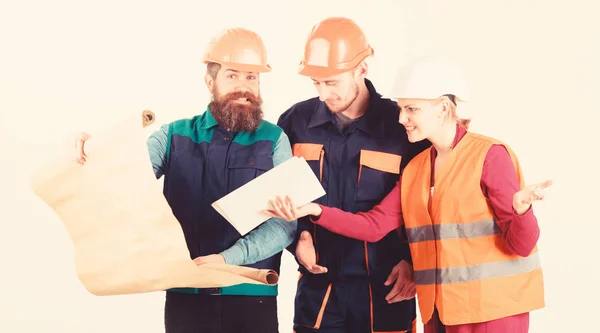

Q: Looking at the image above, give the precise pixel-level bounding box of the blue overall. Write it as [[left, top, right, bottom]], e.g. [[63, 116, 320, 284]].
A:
[[278, 79, 431, 333]]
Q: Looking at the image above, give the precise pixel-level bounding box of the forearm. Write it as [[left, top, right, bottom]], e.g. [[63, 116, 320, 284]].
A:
[[310, 182, 403, 243], [146, 124, 169, 179], [482, 145, 540, 257], [501, 208, 540, 256], [220, 217, 297, 265]]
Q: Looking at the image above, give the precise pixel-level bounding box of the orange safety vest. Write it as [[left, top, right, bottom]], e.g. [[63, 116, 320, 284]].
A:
[[400, 132, 545, 326]]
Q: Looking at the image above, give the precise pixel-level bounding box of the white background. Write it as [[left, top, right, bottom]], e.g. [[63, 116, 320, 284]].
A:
[[0, 0, 598, 332]]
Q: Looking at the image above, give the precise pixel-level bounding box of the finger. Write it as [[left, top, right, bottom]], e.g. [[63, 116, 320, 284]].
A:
[[388, 291, 413, 303], [385, 288, 400, 302], [538, 180, 553, 190], [260, 209, 277, 217], [523, 180, 552, 199], [270, 199, 286, 218], [533, 184, 550, 200], [275, 196, 288, 218], [291, 204, 301, 218], [75, 134, 87, 159], [384, 266, 400, 286], [387, 283, 410, 303], [385, 280, 406, 301], [387, 293, 408, 303], [285, 196, 301, 218], [282, 197, 296, 221], [277, 196, 294, 221], [386, 288, 405, 303], [285, 195, 297, 210], [268, 200, 278, 214]]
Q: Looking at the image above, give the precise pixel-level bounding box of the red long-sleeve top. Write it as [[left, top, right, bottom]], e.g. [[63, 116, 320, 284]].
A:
[[312, 125, 540, 258]]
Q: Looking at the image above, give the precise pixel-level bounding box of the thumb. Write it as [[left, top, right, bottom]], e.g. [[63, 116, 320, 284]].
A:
[[311, 265, 328, 274], [299, 230, 313, 243], [260, 209, 276, 217]]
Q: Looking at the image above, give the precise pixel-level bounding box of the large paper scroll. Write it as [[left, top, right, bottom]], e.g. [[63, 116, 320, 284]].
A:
[[30, 110, 278, 296]]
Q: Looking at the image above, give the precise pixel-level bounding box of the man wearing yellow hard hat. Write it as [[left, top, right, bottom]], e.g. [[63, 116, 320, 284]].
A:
[[275, 17, 430, 333], [74, 28, 296, 333]]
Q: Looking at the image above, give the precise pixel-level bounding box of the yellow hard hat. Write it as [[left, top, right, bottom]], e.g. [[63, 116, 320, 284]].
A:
[[203, 27, 271, 73], [298, 17, 374, 78]]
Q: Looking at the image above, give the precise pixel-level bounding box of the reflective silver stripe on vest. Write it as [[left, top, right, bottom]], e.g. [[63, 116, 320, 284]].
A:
[[414, 252, 541, 285], [405, 219, 501, 243]]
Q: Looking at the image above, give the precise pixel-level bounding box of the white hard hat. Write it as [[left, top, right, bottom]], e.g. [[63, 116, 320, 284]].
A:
[[386, 55, 470, 102]]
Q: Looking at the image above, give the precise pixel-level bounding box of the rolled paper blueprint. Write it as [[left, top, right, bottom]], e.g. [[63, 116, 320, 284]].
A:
[[30, 110, 278, 296]]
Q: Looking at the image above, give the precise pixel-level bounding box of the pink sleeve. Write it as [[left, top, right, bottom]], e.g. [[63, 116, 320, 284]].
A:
[[481, 145, 540, 257], [310, 181, 404, 243]]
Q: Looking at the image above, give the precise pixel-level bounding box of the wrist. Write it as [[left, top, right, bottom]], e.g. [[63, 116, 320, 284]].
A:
[[220, 246, 243, 265], [513, 203, 531, 216], [311, 203, 322, 217]]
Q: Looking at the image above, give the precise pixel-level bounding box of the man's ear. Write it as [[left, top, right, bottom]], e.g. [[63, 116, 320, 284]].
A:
[[205, 73, 215, 93], [354, 61, 369, 79]]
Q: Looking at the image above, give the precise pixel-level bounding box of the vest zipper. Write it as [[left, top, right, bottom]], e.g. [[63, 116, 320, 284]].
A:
[[319, 150, 324, 182]]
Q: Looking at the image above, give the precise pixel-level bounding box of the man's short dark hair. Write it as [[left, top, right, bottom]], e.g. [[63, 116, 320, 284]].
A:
[[206, 62, 221, 79]]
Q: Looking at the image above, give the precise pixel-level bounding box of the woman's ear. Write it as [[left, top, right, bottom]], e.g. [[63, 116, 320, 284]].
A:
[[440, 97, 452, 117]]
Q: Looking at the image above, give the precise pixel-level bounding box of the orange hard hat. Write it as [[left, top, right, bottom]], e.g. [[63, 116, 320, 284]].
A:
[[298, 17, 374, 78], [203, 28, 271, 73]]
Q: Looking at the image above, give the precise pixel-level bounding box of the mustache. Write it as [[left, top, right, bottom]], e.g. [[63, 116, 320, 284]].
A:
[[220, 90, 262, 106]]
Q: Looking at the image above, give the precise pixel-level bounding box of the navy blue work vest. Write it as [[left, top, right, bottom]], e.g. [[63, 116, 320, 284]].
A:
[[162, 109, 283, 296]]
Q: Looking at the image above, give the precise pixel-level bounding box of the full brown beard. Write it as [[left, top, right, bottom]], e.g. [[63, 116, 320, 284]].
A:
[[209, 89, 264, 132]]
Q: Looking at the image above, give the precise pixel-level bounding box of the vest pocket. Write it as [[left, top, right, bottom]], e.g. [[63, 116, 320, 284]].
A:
[[356, 150, 402, 204], [227, 154, 273, 192], [292, 143, 325, 182]]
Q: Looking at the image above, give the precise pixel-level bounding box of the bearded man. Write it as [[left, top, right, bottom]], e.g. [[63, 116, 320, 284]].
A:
[[74, 27, 296, 333]]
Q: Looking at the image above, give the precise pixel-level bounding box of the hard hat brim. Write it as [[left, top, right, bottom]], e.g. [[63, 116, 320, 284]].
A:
[[385, 94, 469, 104], [205, 60, 272, 73], [298, 47, 374, 79], [298, 63, 350, 78], [385, 89, 469, 101]]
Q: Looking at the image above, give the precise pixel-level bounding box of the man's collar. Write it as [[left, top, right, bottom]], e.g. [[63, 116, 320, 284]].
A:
[[307, 78, 387, 138], [307, 102, 334, 129], [198, 106, 219, 129]]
